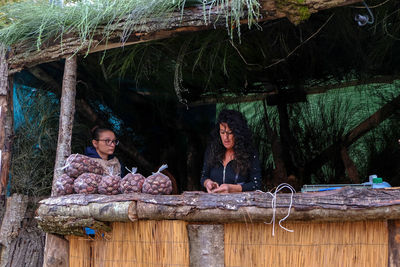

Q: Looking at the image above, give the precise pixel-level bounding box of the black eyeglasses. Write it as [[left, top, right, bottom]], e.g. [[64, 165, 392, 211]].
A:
[[96, 139, 119, 146]]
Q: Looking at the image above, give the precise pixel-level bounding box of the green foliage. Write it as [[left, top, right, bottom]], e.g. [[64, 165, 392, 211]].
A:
[[217, 82, 400, 186], [0, 0, 261, 52], [10, 86, 90, 196], [10, 87, 59, 196], [288, 91, 361, 183]]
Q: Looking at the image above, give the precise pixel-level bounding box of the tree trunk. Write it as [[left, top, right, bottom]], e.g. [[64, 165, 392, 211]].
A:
[[0, 194, 29, 267], [44, 55, 77, 267], [8, 0, 363, 73], [188, 224, 224, 267], [51, 56, 77, 193], [340, 145, 359, 183], [262, 100, 288, 185], [277, 102, 295, 176], [0, 46, 13, 195], [0, 48, 43, 267], [186, 134, 201, 191], [4, 198, 45, 267]]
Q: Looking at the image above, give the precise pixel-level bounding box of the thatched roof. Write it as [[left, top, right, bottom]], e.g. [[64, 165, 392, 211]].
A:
[[0, 0, 362, 72], [7, 0, 400, 195]]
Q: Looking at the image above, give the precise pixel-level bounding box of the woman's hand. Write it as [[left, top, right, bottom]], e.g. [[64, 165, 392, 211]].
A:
[[204, 179, 219, 193], [212, 184, 242, 193]]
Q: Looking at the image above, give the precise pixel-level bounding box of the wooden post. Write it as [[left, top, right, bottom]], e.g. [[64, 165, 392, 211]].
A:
[[187, 224, 224, 267], [43, 55, 77, 267], [262, 99, 293, 187], [0, 45, 13, 195], [340, 145, 360, 183], [51, 56, 77, 194], [0, 194, 29, 267], [388, 220, 400, 267]]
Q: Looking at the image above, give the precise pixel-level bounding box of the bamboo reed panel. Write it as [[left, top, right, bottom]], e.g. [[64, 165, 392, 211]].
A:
[[69, 236, 91, 267], [225, 220, 388, 267], [68, 220, 189, 267]]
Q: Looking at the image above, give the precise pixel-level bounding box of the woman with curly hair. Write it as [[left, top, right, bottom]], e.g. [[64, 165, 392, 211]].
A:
[[201, 109, 262, 193]]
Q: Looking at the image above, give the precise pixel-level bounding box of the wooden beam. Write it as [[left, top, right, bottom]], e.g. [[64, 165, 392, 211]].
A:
[[388, 220, 400, 267], [35, 188, 400, 233], [306, 75, 400, 95], [28, 66, 62, 95], [8, 0, 362, 73], [0, 45, 13, 196], [51, 56, 77, 194], [188, 92, 276, 107], [42, 235, 69, 267], [43, 55, 77, 267], [0, 194, 29, 267], [188, 75, 400, 107], [304, 93, 400, 178], [37, 216, 111, 236], [188, 224, 224, 267], [340, 145, 360, 183], [344, 94, 400, 145]]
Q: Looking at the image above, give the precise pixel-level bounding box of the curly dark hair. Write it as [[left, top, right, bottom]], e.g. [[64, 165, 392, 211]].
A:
[[207, 109, 255, 176]]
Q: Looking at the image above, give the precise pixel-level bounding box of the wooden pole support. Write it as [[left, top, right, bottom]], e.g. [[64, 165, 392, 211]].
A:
[[0, 194, 28, 267], [187, 224, 224, 267], [388, 220, 400, 267], [43, 55, 77, 267], [0, 45, 13, 196], [51, 56, 77, 195]]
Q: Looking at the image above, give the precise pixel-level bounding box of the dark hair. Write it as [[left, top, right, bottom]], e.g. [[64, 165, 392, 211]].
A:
[[207, 109, 255, 176], [91, 126, 114, 140]]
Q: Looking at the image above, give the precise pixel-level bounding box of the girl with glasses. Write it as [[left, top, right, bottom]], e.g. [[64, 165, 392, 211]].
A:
[[85, 126, 125, 177]]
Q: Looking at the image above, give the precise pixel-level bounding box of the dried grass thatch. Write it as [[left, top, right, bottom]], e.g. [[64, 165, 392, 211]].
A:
[[69, 220, 189, 267], [225, 220, 388, 267], [0, 0, 260, 52]]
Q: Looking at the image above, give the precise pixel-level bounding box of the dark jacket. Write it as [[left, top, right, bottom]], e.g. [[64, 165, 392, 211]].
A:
[[200, 149, 262, 192], [84, 146, 126, 177]]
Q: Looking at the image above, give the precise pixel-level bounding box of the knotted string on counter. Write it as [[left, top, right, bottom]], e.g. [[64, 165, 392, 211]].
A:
[[257, 183, 296, 236]]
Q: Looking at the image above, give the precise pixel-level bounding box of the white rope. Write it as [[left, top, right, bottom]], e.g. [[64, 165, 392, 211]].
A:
[[57, 153, 79, 171], [108, 166, 120, 176], [258, 183, 296, 236], [153, 164, 168, 174], [125, 167, 137, 174]]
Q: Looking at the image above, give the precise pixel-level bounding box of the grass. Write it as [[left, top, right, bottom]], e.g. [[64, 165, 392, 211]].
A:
[[0, 0, 261, 52], [10, 85, 91, 196], [10, 86, 59, 196]]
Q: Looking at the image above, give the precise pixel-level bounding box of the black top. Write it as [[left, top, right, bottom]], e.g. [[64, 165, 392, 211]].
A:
[[200, 149, 262, 192]]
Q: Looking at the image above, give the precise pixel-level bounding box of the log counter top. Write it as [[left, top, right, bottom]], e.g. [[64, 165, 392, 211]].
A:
[[36, 187, 400, 236]]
